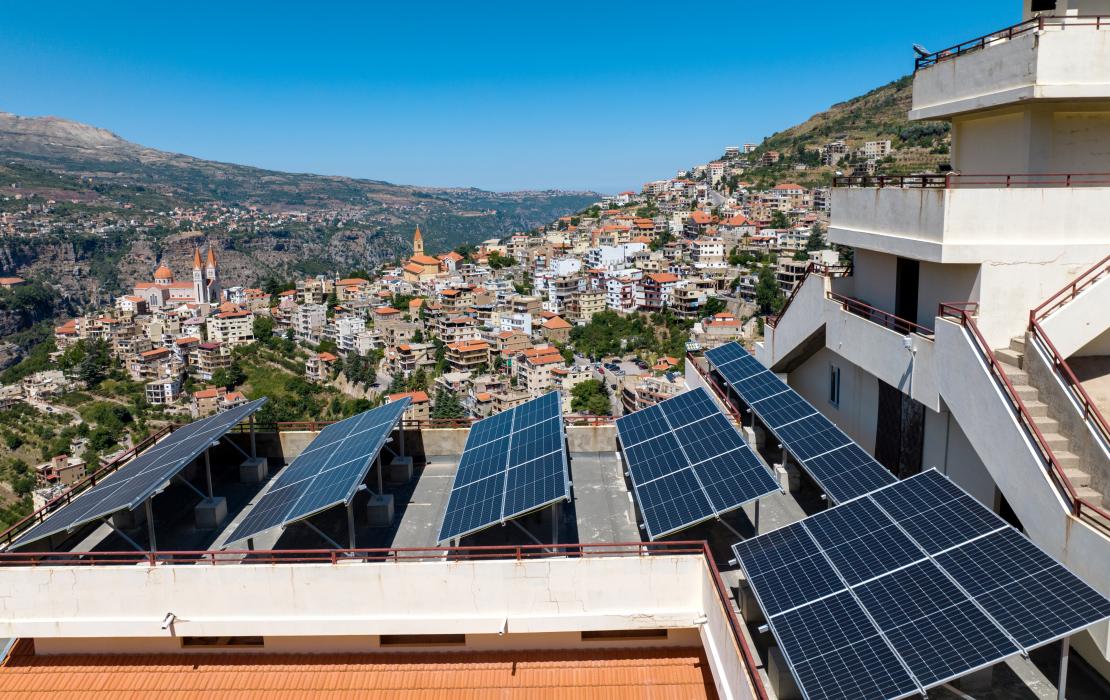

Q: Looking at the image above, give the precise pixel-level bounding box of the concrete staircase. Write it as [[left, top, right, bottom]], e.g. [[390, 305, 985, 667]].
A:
[[996, 335, 1104, 508]]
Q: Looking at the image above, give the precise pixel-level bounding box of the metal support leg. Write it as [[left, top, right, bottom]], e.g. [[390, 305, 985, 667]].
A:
[[145, 499, 157, 553], [754, 500, 761, 534], [249, 415, 257, 458], [551, 502, 560, 545], [347, 502, 357, 550], [398, 426, 405, 456], [204, 450, 214, 499], [1058, 636, 1070, 700], [376, 454, 383, 495]]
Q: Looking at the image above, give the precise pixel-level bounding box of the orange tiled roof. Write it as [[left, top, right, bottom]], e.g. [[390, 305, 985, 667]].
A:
[[388, 390, 430, 403], [0, 641, 718, 699]]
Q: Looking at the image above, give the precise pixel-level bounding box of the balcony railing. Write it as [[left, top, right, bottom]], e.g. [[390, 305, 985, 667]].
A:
[[915, 14, 1110, 70], [940, 302, 1110, 531], [766, 262, 852, 330], [828, 292, 934, 337], [832, 173, 1110, 189], [1028, 254, 1110, 467]]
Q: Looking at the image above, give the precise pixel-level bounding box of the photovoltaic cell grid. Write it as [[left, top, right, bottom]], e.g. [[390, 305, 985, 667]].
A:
[[616, 387, 778, 540], [732, 470, 1110, 700], [437, 392, 569, 543], [12, 399, 268, 549], [224, 398, 410, 544], [705, 341, 896, 503]]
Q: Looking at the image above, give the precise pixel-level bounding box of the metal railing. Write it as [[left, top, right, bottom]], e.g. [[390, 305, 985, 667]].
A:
[[0, 540, 769, 700], [939, 302, 1110, 529], [1028, 254, 1110, 473], [828, 292, 934, 337], [833, 173, 1110, 189], [915, 14, 1110, 70], [766, 262, 853, 330]]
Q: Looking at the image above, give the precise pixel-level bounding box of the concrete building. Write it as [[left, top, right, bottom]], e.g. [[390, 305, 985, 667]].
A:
[[759, 0, 1110, 676]]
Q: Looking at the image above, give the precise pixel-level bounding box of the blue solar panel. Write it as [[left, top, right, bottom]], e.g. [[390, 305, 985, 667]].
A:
[[705, 342, 747, 367], [437, 392, 569, 543], [13, 399, 267, 549], [616, 387, 777, 540], [855, 561, 1019, 688], [936, 529, 1110, 648], [733, 470, 1110, 700], [771, 591, 920, 700], [709, 342, 896, 503], [224, 399, 409, 544]]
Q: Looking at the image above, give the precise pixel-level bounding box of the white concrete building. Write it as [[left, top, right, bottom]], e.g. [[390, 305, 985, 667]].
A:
[[758, 0, 1110, 676]]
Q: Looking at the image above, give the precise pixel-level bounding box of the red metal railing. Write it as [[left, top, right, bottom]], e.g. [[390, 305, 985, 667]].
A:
[[828, 292, 934, 337], [0, 425, 175, 548], [1028, 254, 1110, 471], [766, 262, 852, 329], [915, 14, 1110, 70], [233, 415, 616, 434], [939, 303, 1110, 527], [833, 173, 1110, 189], [0, 540, 769, 700]]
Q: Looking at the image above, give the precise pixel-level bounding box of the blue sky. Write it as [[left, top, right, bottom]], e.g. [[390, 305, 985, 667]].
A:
[[2, 1, 1014, 193]]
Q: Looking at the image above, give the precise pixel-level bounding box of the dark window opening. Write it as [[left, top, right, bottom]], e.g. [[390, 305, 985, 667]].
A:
[[829, 365, 841, 408], [380, 634, 466, 647], [895, 257, 920, 328], [582, 629, 669, 641], [1031, 0, 1057, 12], [182, 636, 264, 648]]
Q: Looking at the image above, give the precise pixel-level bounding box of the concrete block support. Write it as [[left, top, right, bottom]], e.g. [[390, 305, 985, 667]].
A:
[[195, 497, 227, 529], [386, 456, 414, 485], [239, 457, 269, 484], [366, 494, 394, 528], [767, 646, 802, 700], [111, 507, 146, 531], [738, 583, 765, 626]]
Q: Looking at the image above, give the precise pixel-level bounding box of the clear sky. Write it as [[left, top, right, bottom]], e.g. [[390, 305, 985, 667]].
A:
[[3, 1, 1015, 193]]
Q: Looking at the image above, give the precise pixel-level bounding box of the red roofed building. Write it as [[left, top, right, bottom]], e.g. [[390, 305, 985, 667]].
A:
[[446, 340, 491, 373], [638, 273, 680, 311], [305, 352, 338, 383], [386, 390, 431, 422]]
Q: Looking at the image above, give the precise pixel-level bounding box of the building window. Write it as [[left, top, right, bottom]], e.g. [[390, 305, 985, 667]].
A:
[[829, 365, 841, 408], [1031, 0, 1056, 11]]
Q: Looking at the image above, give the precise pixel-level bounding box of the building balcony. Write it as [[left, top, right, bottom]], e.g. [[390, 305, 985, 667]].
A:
[[911, 16, 1110, 119], [830, 174, 1110, 263]]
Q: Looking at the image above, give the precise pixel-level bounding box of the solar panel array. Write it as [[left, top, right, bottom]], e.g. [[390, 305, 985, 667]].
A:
[[616, 387, 778, 540], [225, 398, 411, 544], [12, 398, 268, 549], [438, 392, 569, 543], [706, 341, 896, 503], [733, 470, 1110, 700]]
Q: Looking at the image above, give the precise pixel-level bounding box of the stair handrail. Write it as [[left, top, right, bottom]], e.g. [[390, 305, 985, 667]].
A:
[[940, 303, 1110, 526], [1028, 254, 1110, 463], [766, 262, 852, 329]]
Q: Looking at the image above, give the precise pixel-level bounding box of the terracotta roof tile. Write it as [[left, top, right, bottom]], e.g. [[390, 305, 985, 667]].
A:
[[0, 642, 718, 699]]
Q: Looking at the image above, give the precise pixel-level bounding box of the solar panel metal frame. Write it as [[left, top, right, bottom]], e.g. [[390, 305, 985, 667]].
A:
[[732, 470, 1110, 700], [436, 392, 570, 543], [223, 398, 410, 545], [616, 387, 778, 540], [707, 341, 896, 503], [11, 398, 268, 549]]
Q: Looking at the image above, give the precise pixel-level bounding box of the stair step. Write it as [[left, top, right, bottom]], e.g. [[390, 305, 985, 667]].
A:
[[1073, 486, 1103, 508], [1023, 400, 1051, 418], [1013, 384, 1039, 401], [995, 348, 1023, 369], [1040, 432, 1070, 451], [1055, 450, 1081, 470], [1009, 336, 1026, 353], [1062, 466, 1092, 488], [1005, 369, 1029, 385]]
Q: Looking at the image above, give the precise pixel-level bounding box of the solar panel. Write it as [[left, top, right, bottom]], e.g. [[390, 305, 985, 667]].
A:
[[437, 392, 569, 543], [708, 341, 896, 503], [733, 470, 1110, 700], [12, 399, 267, 549], [616, 387, 778, 540], [224, 398, 409, 544]]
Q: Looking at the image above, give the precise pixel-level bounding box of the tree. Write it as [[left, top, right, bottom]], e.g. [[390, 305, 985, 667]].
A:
[[412, 329, 424, 343], [806, 223, 826, 252], [387, 373, 406, 394], [252, 315, 274, 344], [702, 297, 727, 317], [755, 264, 783, 314], [571, 380, 611, 416], [431, 388, 466, 420], [769, 210, 791, 229]]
